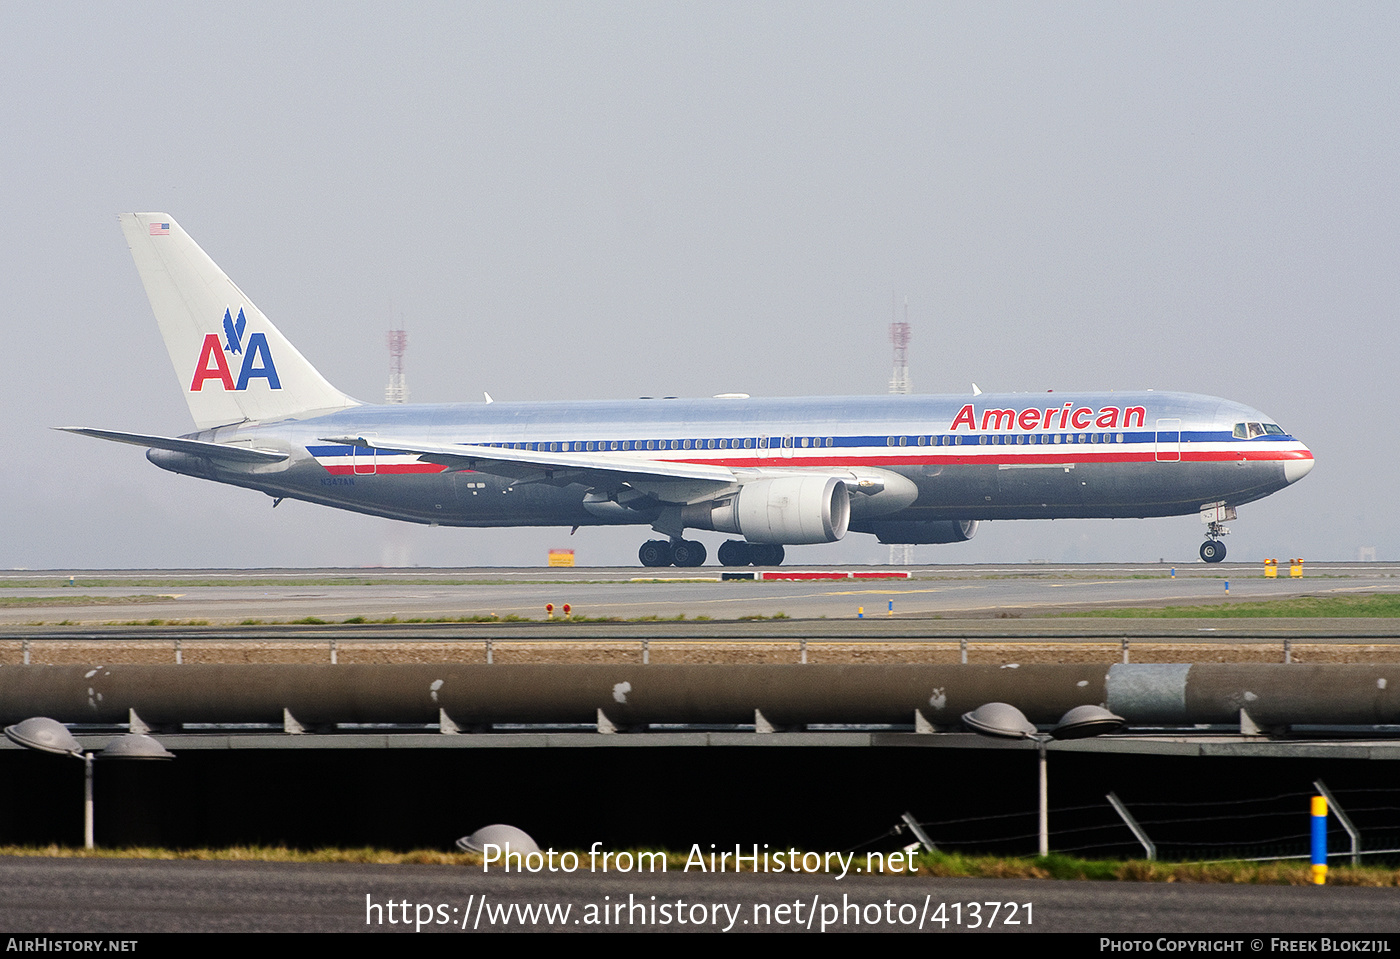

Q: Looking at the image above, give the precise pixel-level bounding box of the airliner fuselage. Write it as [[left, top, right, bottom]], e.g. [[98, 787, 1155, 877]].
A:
[[146, 391, 1311, 553]]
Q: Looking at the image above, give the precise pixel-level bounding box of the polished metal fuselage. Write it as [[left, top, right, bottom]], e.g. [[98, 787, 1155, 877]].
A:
[[147, 391, 1311, 532]]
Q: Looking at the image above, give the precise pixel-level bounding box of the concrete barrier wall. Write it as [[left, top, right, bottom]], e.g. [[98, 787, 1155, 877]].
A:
[[0, 663, 1395, 728]]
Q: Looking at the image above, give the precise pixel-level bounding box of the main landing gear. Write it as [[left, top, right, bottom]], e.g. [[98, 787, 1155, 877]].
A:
[[717, 540, 785, 567], [639, 538, 707, 568], [637, 539, 787, 568]]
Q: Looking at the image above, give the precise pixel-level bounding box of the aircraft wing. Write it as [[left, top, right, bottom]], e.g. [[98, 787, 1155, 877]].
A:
[[56, 427, 290, 465], [318, 435, 742, 505]]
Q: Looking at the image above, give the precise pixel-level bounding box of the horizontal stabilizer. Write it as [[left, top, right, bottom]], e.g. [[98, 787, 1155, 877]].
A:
[[56, 427, 289, 464]]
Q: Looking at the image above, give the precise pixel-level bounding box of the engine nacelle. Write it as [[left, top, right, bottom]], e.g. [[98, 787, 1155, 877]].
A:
[[683, 476, 851, 544], [868, 519, 979, 544]]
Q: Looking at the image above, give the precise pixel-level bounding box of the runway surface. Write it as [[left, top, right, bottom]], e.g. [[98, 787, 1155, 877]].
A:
[[1, 563, 1397, 626]]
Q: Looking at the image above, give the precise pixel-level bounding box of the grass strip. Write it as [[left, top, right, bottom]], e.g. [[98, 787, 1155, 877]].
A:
[[0, 595, 169, 608], [1060, 593, 1400, 619], [0, 845, 1395, 885]]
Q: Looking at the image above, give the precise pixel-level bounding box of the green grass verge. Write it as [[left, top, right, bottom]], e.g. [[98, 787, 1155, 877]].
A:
[[0, 845, 1395, 885], [1061, 593, 1400, 619], [0, 595, 170, 608], [915, 851, 1399, 886], [0, 577, 687, 589], [43, 613, 788, 627]]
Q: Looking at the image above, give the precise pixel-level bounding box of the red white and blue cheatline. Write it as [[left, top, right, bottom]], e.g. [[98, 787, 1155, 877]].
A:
[[307, 444, 448, 476]]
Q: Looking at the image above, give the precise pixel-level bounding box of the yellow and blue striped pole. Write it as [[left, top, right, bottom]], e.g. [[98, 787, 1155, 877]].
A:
[[1310, 795, 1328, 885]]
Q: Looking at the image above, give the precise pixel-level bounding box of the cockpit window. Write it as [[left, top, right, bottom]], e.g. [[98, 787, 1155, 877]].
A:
[[1235, 421, 1287, 438]]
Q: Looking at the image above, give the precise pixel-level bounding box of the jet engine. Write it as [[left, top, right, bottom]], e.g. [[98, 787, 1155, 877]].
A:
[[683, 476, 851, 544]]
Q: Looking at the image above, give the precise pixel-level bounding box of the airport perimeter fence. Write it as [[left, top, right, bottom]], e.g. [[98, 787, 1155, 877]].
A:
[[897, 784, 1400, 866]]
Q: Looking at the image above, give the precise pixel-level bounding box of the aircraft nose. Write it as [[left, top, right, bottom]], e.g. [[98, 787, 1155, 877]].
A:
[[1284, 448, 1314, 485]]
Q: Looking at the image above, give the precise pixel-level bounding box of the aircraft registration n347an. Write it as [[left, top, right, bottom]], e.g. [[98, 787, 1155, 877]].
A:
[[63, 214, 1314, 567]]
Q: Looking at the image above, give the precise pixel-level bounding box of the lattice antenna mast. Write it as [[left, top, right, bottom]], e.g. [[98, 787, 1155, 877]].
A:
[[385, 327, 409, 404], [888, 297, 914, 566], [889, 297, 912, 395]]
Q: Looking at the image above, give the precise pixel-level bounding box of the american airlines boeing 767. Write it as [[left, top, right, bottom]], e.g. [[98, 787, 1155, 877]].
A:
[[63, 214, 1314, 567]]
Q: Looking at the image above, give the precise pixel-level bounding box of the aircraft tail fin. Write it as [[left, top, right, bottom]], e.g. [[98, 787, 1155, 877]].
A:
[[119, 213, 359, 430]]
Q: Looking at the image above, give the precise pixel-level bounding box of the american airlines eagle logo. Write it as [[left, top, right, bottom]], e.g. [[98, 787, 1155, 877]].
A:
[[223, 307, 247, 355], [190, 308, 282, 392]]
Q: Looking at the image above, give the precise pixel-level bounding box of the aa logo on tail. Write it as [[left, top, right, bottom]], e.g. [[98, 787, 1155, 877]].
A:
[[190, 308, 282, 391]]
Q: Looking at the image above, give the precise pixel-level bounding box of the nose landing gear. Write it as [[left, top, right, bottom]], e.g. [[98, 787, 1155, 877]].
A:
[[1199, 540, 1227, 563], [1200, 516, 1230, 563]]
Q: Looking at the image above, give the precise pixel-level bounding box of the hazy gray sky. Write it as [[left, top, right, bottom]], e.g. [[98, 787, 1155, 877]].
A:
[[3, 3, 1395, 569]]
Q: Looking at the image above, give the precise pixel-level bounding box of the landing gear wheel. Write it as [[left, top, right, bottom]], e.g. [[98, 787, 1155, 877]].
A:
[[718, 540, 753, 567], [750, 544, 786, 566], [1200, 541, 1226, 563], [671, 540, 708, 568], [639, 540, 673, 567]]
